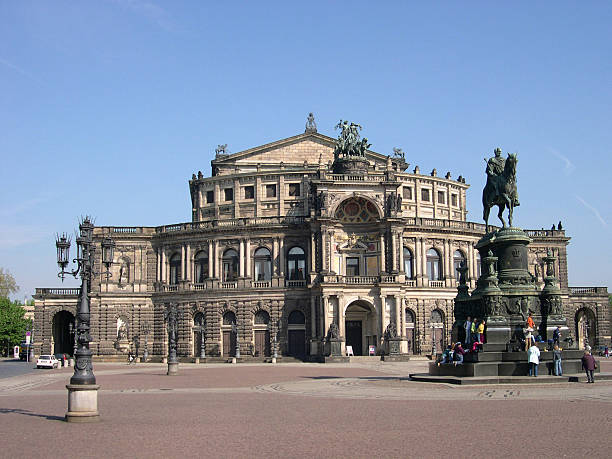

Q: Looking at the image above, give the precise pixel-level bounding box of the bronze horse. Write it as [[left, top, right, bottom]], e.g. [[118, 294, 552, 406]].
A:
[[483, 153, 519, 232]]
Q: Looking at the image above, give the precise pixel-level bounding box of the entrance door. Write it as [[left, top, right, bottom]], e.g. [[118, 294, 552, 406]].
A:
[[345, 320, 363, 356], [53, 311, 75, 356], [222, 330, 236, 357], [433, 327, 443, 351], [288, 330, 305, 357], [254, 330, 270, 357], [406, 327, 416, 354]]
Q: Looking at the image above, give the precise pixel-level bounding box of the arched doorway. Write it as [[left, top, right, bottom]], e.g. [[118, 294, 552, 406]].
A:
[[253, 310, 271, 357], [287, 310, 306, 357], [52, 311, 75, 356], [575, 308, 596, 350], [345, 300, 376, 356], [221, 311, 237, 357], [193, 312, 205, 357], [405, 308, 416, 354], [429, 309, 445, 353]]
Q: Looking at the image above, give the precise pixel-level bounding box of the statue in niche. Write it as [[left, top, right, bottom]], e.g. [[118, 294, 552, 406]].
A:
[[384, 322, 398, 339], [118, 259, 129, 286], [326, 323, 340, 340]]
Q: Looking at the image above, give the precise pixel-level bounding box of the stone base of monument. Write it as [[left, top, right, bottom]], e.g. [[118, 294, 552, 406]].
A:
[[410, 348, 602, 384], [381, 354, 411, 362], [323, 356, 350, 363], [65, 384, 100, 423], [166, 362, 179, 375]]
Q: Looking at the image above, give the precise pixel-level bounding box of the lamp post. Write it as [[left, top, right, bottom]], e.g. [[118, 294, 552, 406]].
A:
[[55, 217, 114, 422], [165, 303, 179, 375], [430, 324, 437, 358], [231, 322, 240, 359], [267, 322, 278, 363], [200, 326, 206, 360]]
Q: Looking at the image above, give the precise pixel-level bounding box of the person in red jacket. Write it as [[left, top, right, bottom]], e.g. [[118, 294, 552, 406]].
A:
[[581, 350, 597, 383]]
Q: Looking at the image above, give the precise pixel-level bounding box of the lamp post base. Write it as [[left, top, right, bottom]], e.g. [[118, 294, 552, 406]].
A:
[[167, 362, 179, 375], [65, 384, 100, 423]]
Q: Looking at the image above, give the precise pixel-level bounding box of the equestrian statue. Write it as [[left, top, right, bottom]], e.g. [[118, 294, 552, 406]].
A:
[[482, 148, 519, 232]]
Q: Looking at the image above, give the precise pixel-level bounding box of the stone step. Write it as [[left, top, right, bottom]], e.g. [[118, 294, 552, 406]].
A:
[[410, 372, 612, 385]]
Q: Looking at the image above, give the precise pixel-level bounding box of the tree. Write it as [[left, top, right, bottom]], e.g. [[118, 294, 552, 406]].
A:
[[0, 268, 19, 298], [0, 297, 31, 356]]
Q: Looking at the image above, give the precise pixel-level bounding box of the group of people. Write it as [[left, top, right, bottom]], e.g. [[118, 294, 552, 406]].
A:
[[463, 317, 485, 346]]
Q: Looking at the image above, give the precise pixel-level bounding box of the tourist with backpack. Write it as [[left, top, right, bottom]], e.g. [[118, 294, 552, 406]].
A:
[[553, 344, 563, 376]]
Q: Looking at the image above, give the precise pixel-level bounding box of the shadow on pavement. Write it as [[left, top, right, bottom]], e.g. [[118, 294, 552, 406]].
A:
[[0, 408, 64, 421]]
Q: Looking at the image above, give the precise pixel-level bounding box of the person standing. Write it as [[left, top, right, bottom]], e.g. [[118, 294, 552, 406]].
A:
[[553, 344, 563, 376], [528, 343, 540, 377], [526, 313, 535, 331], [464, 317, 472, 346], [471, 319, 477, 343], [552, 326, 561, 346], [581, 349, 597, 383], [524, 328, 533, 351], [477, 320, 485, 344]]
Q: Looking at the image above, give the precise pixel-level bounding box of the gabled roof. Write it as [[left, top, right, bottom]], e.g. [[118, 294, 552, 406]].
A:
[[210, 131, 393, 167]]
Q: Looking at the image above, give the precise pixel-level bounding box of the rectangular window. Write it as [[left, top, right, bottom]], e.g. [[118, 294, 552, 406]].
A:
[[224, 188, 233, 202], [288, 183, 300, 197], [451, 194, 458, 206], [366, 256, 379, 276], [421, 189, 430, 202], [244, 186, 254, 200], [206, 190, 214, 204], [346, 257, 360, 277], [437, 191, 445, 204], [403, 187, 412, 200], [265, 184, 276, 198]]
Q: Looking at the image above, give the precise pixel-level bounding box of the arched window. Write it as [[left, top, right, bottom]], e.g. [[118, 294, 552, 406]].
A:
[[169, 253, 181, 285], [453, 250, 466, 281], [430, 309, 444, 324], [426, 248, 442, 281], [405, 308, 415, 324], [194, 312, 205, 327], [222, 311, 236, 325], [403, 247, 413, 279], [194, 250, 209, 283], [254, 310, 270, 325], [287, 247, 306, 280], [476, 252, 481, 278], [288, 310, 305, 325], [222, 249, 239, 281], [254, 247, 272, 281], [335, 197, 379, 223]]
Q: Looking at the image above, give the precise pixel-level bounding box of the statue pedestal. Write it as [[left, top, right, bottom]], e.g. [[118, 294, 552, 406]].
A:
[[328, 339, 343, 357], [65, 384, 100, 423]]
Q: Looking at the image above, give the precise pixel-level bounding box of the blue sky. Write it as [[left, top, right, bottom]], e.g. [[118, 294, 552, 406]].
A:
[[1, 1, 611, 299]]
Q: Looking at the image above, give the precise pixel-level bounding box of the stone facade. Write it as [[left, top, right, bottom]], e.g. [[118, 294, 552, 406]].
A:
[[33, 128, 610, 358]]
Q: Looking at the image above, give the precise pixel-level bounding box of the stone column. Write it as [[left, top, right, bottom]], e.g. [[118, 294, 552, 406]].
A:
[[310, 231, 316, 273], [338, 295, 345, 338], [207, 240, 213, 279], [394, 295, 401, 333], [401, 301, 406, 338], [320, 295, 327, 341], [321, 229, 328, 272], [391, 230, 397, 273], [421, 239, 427, 283], [272, 238, 279, 276], [398, 234, 404, 274], [180, 245, 186, 281], [380, 295, 387, 347], [156, 248, 161, 283], [161, 249, 166, 283], [310, 296, 316, 339], [379, 232, 386, 274], [443, 239, 450, 286], [328, 230, 334, 273], [245, 238, 251, 278], [186, 244, 191, 282], [214, 240, 220, 279], [279, 236, 285, 278], [239, 239, 245, 278]]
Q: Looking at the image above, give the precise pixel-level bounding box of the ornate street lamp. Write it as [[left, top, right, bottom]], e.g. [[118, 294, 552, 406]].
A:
[[165, 303, 179, 375], [268, 321, 278, 363], [200, 326, 206, 360], [55, 217, 114, 422]]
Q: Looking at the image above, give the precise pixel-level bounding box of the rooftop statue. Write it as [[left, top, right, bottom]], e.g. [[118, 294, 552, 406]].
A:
[[483, 148, 520, 232], [305, 112, 317, 133], [334, 120, 371, 160]]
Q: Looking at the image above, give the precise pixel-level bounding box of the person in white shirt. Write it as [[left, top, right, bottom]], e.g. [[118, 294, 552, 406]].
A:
[[527, 343, 540, 377]]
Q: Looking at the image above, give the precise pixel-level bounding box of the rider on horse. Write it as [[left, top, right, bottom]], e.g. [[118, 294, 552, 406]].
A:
[[485, 148, 520, 207]]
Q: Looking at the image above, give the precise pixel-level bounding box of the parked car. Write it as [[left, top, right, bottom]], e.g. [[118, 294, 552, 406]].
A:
[[36, 355, 59, 369]]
